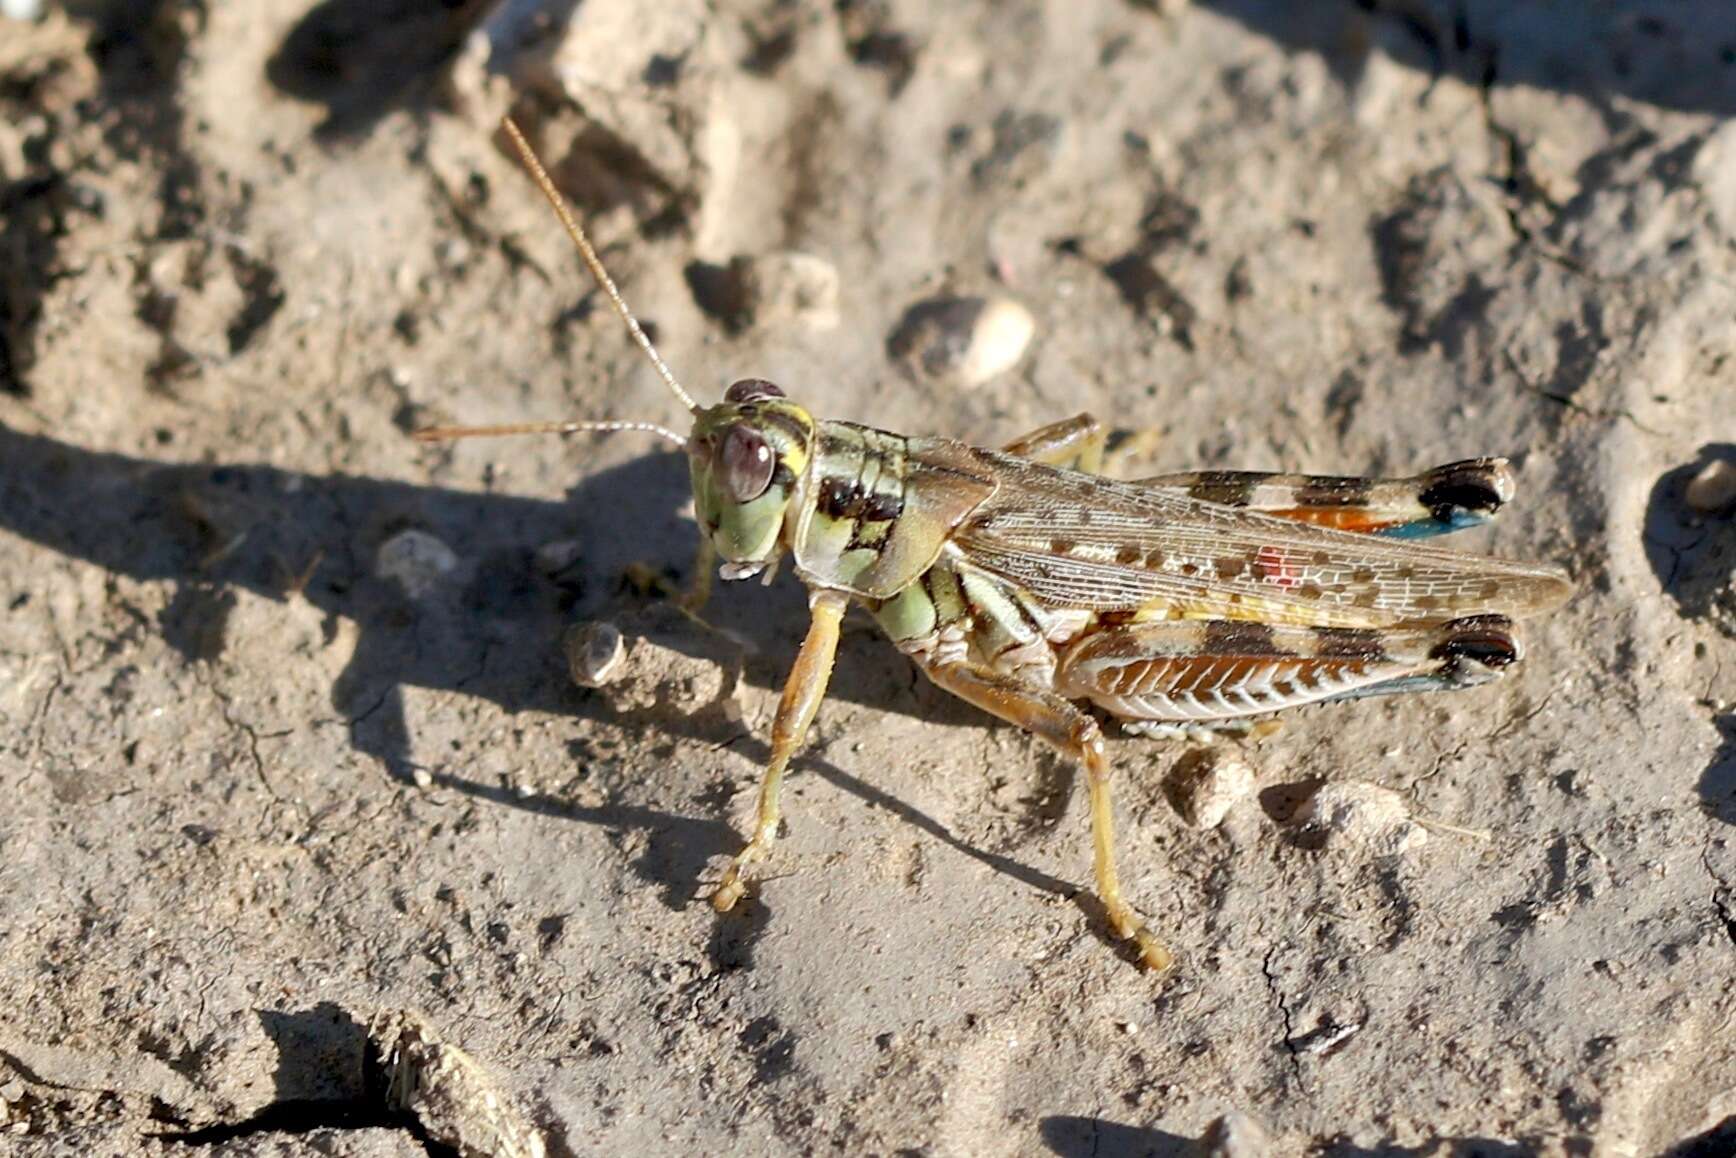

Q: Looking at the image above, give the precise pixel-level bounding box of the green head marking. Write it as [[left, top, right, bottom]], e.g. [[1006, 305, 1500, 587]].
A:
[[689, 379, 814, 578]]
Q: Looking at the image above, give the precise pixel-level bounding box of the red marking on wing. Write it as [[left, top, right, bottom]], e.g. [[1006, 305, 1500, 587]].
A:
[[1254, 545, 1301, 590]]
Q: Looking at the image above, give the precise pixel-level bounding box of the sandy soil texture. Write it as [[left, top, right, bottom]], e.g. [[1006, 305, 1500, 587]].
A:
[[2, 1, 1734, 1154]]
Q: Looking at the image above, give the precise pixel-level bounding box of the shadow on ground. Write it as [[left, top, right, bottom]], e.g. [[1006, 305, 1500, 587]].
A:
[[0, 422, 705, 773], [156, 1004, 409, 1147], [266, 0, 495, 138], [0, 423, 1093, 961], [1641, 443, 1736, 826], [1040, 1116, 1548, 1156], [1196, 1, 1736, 117]]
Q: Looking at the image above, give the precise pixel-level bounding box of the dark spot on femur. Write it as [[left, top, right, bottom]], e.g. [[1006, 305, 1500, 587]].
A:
[[1203, 620, 1285, 655], [1217, 556, 1247, 580], [726, 378, 786, 403], [1297, 477, 1372, 507], [1115, 545, 1142, 566], [1050, 538, 1077, 556], [1432, 615, 1519, 668], [1420, 464, 1507, 518], [1312, 626, 1385, 659]]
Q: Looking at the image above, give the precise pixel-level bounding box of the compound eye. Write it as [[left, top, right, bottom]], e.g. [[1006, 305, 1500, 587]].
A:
[[718, 423, 775, 502], [724, 378, 785, 403]]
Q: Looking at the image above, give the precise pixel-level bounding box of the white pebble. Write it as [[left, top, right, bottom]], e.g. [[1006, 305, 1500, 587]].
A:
[[888, 294, 1035, 388], [533, 539, 585, 579], [375, 530, 459, 600], [1202, 1111, 1271, 1158], [1170, 751, 1255, 829], [1684, 459, 1736, 515], [412, 767, 434, 789], [1293, 781, 1428, 857], [565, 621, 627, 688]]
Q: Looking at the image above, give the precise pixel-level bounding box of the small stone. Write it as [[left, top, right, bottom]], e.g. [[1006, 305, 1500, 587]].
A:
[[413, 767, 434, 789], [1684, 460, 1736, 515], [1201, 1111, 1271, 1158], [741, 251, 840, 332], [0, 1080, 22, 1103], [534, 539, 585, 585], [887, 294, 1035, 388], [565, 621, 627, 688], [567, 603, 744, 720], [1167, 749, 1255, 829], [375, 530, 460, 600], [1292, 781, 1428, 857]]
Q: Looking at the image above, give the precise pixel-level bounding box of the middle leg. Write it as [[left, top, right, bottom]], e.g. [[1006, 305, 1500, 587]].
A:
[[1002, 412, 1164, 477], [920, 658, 1173, 972], [1002, 413, 1107, 473]]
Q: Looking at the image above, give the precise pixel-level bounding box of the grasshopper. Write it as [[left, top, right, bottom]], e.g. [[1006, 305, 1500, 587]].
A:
[[418, 119, 1572, 972]]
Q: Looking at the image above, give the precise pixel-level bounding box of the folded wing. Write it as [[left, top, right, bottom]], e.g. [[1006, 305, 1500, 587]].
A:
[[954, 449, 1571, 629]]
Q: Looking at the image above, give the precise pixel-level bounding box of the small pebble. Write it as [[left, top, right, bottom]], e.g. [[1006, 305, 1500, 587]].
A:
[[887, 294, 1035, 388], [1201, 1111, 1271, 1158], [534, 539, 585, 585], [1168, 749, 1255, 829], [1684, 459, 1736, 515], [412, 767, 434, 789], [1293, 781, 1428, 856], [566, 604, 744, 719], [375, 530, 459, 600], [565, 621, 627, 688]]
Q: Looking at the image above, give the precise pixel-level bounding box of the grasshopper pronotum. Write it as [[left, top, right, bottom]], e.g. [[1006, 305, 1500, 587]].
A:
[[418, 119, 1572, 972]]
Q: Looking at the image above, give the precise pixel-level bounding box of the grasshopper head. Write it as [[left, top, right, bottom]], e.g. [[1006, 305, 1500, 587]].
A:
[[689, 379, 813, 579]]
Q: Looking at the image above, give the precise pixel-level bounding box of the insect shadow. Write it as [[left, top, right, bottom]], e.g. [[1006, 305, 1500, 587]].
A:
[[1194, 1, 1736, 117], [1641, 442, 1736, 827], [1040, 1117, 1549, 1158], [1038, 1114, 1193, 1158], [0, 422, 1075, 931]]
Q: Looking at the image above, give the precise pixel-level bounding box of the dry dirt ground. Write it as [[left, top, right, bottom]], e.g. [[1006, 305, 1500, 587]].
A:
[[1, 1, 1734, 1155]]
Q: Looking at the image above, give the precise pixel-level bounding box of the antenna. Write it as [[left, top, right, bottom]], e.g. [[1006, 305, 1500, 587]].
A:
[[499, 116, 698, 414], [412, 418, 687, 448]]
